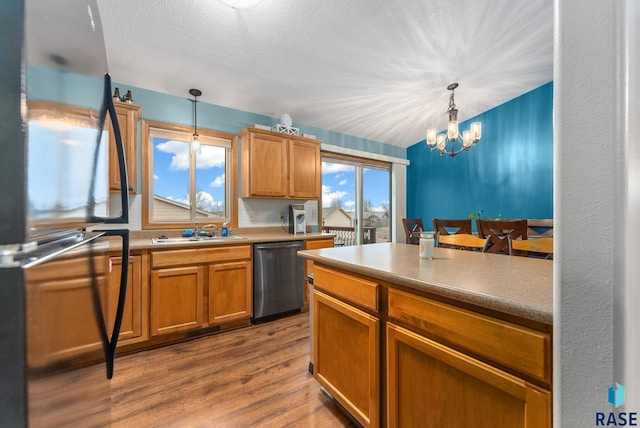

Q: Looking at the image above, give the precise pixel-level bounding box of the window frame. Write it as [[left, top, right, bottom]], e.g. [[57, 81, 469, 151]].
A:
[[141, 119, 238, 229], [321, 151, 392, 245]]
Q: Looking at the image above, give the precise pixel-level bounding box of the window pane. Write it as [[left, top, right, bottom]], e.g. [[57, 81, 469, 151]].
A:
[[195, 145, 226, 219], [152, 136, 191, 221], [321, 160, 356, 246], [363, 167, 390, 243]]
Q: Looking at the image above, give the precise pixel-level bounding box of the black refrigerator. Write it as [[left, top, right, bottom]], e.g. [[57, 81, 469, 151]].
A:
[[0, 0, 130, 426]]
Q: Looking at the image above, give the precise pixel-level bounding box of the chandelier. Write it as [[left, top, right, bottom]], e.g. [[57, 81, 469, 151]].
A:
[[189, 88, 202, 155], [426, 83, 481, 157]]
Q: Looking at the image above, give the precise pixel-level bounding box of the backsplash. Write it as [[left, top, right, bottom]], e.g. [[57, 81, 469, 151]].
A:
[[238, 198, 319, 230], [107, 193, 318, 231]]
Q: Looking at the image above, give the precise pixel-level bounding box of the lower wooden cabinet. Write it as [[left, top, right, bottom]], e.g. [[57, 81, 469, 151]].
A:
[[109, 254, 148, 346], [150, 266, 204, 336], [208, 260, 252, 324], [310, 264, 552, 427], [313, 290, 380, 428], [26, 255, 109, 368], [386, 323, 551, 428], [149, 245, 252, 336]]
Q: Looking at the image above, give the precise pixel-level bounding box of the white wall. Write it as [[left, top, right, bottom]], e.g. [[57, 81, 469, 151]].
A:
[[622, 0, 640, 410], [555, 0, 639, 423], [392, 163, 407, 243]]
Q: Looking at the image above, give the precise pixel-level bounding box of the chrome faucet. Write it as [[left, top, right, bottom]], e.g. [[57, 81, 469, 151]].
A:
[[193, 222, 200, 237], [201, 224, 219, 237]]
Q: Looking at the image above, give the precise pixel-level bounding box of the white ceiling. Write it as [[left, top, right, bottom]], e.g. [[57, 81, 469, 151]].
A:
[[96, 0, 553, 148]]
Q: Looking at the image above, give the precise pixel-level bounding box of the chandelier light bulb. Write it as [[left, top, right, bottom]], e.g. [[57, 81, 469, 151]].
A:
[[471, 122, 482, 140], [447, 120, 459, 141], [426, 128, 437, 147]]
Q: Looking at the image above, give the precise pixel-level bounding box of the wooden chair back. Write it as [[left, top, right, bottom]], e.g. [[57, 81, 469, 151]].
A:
[[509, 237, 554, 259], [402, 218, 424, 245], [436, 233, 490, 252], [432, 219, 472, 246], [476, 219, 528, 255]]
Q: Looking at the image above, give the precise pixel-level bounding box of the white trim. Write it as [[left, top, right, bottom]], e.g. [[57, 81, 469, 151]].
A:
[[149, 126, 232, 148], [320, 143, 410, 165]]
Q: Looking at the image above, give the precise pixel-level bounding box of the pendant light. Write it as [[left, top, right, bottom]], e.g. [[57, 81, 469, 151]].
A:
[[189, 88, 202, 155]]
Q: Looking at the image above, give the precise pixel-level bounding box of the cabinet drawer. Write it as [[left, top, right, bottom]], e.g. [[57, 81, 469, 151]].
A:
[[305, 237, 335, 250], [151, 245, 252, 268], [387, 288, 551, 384], [313, 265, 378, 312]]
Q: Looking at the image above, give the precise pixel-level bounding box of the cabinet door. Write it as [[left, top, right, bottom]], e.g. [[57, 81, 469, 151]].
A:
[[289, 138, 320, 198], [151, 266, 204, 336], [109, 255, 147, 345], [208, 260, 252, 324], [108, 103, 140, 193], [314, 290, 380, 428], [386, 323, 551, 428], [243, 131, 287, 197], [25, 253, 110, 368]]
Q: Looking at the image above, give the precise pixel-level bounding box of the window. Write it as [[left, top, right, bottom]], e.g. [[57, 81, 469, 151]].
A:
[[142, 120, 237, 228], [321, 153, 391, 245]]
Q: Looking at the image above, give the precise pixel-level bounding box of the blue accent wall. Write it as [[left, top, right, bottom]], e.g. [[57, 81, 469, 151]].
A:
[[406, 82, 553, 228]]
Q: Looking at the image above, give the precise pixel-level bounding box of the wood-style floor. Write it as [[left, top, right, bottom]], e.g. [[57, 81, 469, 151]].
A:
[[111, 312, 357, 427]]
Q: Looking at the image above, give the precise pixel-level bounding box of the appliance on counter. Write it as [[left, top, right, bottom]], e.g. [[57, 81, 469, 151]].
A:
[[288, 204, 306, 234], [0, 0, 130, 425], [253, 241, 305, 322]]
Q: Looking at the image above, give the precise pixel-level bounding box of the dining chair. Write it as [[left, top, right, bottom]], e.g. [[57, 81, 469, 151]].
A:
[[402, 218, 424, 245], [436, 233, 491, 252], [526, 219, 554, 238], [476, 219, 528, 255], [432, 219, 472, 246], [509, 236, 554, 259]]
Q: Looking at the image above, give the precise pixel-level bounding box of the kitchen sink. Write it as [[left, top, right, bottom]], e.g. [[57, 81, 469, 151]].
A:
[[151, 236, 245, 244]]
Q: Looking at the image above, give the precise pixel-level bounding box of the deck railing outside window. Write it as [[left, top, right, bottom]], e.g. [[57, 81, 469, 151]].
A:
[[321, 226, 377, 246]]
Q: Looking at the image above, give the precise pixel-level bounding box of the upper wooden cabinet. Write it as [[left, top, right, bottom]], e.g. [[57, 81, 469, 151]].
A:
[[108, 102, 141, 193], [288, 138, 321, 198], [240, 127, 321, 199]]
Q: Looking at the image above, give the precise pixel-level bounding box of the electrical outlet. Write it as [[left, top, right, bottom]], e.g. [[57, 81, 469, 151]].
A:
[[280, 211, 285, 220], [249, 211, 259, 221]]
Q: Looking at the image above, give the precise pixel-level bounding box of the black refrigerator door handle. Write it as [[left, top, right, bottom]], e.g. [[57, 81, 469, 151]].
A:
[[95, 229, 130, 379], [89, 74, 130, 225]]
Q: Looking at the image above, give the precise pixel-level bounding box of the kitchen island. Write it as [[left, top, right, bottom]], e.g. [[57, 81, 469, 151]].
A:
[[298, 243, 552, 428]]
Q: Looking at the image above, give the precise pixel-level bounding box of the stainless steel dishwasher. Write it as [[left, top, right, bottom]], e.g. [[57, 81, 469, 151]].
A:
[[253, 241, 304, 321]]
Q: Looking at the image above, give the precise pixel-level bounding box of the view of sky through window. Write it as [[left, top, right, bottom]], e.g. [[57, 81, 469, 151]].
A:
[[153, 137, 226, 215], [322, 161, 389, 212]]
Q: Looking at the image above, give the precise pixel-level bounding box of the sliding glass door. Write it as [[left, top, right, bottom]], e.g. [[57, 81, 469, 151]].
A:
[[321, 154, 391, 246]]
